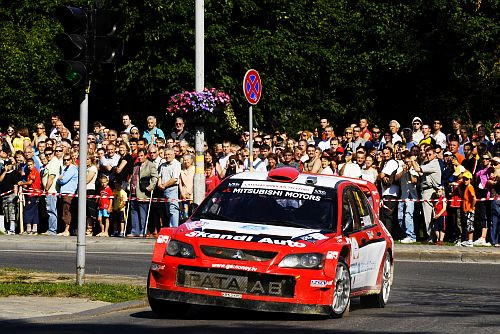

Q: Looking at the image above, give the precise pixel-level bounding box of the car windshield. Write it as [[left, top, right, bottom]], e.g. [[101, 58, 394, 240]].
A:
[[192, 179, 337, 232]]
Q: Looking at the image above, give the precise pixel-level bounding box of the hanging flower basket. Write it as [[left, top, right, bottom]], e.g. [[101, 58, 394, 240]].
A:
[[166, 88, 242, 133]]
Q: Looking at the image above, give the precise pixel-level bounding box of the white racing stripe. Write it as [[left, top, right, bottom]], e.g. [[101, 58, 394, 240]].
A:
[[198, 219, 324, 238]]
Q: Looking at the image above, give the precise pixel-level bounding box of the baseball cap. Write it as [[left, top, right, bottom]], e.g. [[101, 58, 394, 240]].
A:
[[443, 151, 453, 157], [336, 147, 344, 154], [453, 164, 466, 176], [462, 171, 473, 179], [412, 117, 422, 124]]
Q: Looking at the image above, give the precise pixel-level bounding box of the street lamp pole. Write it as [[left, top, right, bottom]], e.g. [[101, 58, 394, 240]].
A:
[[193, 0, 205, 205]]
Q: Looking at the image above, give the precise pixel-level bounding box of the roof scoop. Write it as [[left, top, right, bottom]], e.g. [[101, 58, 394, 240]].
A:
[[267, 167, 300, 183]]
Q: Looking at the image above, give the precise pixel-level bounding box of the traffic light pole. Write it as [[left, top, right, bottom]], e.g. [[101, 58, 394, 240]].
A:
[[76, 88, 89, 286]]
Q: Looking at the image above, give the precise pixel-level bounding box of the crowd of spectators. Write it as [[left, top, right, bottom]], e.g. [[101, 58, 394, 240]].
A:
[[0, 113, 499, 247]]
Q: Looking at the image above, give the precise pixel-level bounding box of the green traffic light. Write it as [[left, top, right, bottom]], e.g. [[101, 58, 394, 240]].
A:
[[65, 68, 80, 83]]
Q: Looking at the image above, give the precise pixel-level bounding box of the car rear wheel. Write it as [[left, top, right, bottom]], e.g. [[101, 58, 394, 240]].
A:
[[147, 272, 190, 318], [330, 260, 351, 318], [360, 252, 391, 308]]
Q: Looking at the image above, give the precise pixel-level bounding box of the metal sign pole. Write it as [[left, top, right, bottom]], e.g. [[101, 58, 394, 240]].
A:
[[76, 90, 89, 286]]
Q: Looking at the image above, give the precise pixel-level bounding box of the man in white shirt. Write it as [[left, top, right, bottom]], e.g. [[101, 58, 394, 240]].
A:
[[381, 120, 402, 145], [99, 143, 120, 183], [431, 119, 447, 149], [378, 148, 401, 236], [122, 114, 135, 134], [411, 117, 424, 144], [318, 126, 335, 151], [338, 151, 362, 178], [244, 146, 267, 172]]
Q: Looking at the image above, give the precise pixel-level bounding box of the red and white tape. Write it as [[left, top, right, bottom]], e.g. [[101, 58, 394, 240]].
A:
[[19, 188, 187, 203]]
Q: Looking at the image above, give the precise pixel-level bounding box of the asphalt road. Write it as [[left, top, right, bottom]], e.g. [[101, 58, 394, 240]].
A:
[[1, 252, 499, 333], [0, 249, 151, 277]]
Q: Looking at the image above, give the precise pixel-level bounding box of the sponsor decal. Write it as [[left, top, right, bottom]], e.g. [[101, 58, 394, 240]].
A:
[[228, 182, 241, 188], [212, 263, 258, 272], [184, 271, 285, 296], [156, 235, 170, 244], [183, 221, 206, 231], [313, 189, 326, 196], [295, 232, 328, 243], [367, 230, 374, 239], [221, 292, 242, 299], [326, 251, 339, 260], [240, 224, 268, 231], [232, 187, 321, 201], [185, 230, 307, 248], [350, 237, 360, 260], [310, 280, 333, 288], [150, 263, 165, 271], [241, 181, 314, 194]]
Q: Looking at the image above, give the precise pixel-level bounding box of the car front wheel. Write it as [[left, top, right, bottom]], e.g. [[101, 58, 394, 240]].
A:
[[331, 259, 351, 318]]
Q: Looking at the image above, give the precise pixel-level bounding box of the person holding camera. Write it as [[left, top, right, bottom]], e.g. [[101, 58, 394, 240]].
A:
[[411, 146, 442, 242], [0, 158, 21, 234]]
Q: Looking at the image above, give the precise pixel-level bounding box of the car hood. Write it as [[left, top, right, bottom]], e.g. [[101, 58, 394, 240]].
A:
[[173, 219, 335, 249]]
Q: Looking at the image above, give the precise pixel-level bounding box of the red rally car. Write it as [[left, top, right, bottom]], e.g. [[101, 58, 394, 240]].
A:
[[147, 167, 394, 318]]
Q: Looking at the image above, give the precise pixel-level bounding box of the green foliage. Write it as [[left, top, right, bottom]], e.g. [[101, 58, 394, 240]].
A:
[[0, 0, 498, 137]]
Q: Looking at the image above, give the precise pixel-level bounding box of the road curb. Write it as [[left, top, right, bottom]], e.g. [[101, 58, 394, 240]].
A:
[[72, 298, 149, 319], [395, 248, 500, 264], [0, 299, 149, 325]]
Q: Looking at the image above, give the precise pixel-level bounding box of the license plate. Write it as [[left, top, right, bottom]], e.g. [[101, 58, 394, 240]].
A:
[[183, 270, 248, 292], [177, 266, 295, 297]]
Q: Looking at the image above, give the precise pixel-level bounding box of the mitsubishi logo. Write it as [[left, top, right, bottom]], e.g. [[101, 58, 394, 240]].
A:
[[232, 250, 244, 260]]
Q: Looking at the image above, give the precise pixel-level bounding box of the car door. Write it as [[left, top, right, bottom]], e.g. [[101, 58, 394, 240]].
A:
[[349, 187, 387, 290], [341, 187, 364, 290]]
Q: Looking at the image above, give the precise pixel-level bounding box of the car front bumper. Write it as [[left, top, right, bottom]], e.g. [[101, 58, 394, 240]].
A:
[[148, 288, 332, 315]]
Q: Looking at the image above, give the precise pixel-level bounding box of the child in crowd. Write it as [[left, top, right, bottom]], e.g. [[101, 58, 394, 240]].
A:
[[18, 158, 41, 234], [97, 175, 113, 237], [112, 180, 127, 237], [204, 163, 220, 197], [457, 171, 475, 247], [432, 186, 447, 245]]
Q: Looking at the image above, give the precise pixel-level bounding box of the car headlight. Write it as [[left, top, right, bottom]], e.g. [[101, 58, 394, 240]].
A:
[[278, 253, 324, 269], [165, 240, 195, 259]]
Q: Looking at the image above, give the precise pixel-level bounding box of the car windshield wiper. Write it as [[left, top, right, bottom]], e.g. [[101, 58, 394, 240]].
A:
[[193, 212, 235, 222]]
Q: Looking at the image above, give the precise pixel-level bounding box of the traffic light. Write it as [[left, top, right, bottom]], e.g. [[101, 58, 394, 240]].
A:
[[54, 6, 89, 88], [93, 10, 124, 64]]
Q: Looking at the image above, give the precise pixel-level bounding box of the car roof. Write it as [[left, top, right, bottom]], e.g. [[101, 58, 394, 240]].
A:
[[229, 171, 350, 189]]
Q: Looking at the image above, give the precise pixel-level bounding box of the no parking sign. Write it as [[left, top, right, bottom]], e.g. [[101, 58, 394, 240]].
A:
[[243, 69, 262, 105]]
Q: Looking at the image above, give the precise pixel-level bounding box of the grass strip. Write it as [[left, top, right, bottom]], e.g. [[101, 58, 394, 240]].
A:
[[0, 282, 146, 303], [0, 268, 146, 303]]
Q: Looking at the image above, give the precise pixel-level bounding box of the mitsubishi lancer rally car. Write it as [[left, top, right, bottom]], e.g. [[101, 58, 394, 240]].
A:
[[147, 167, 394, 318]]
